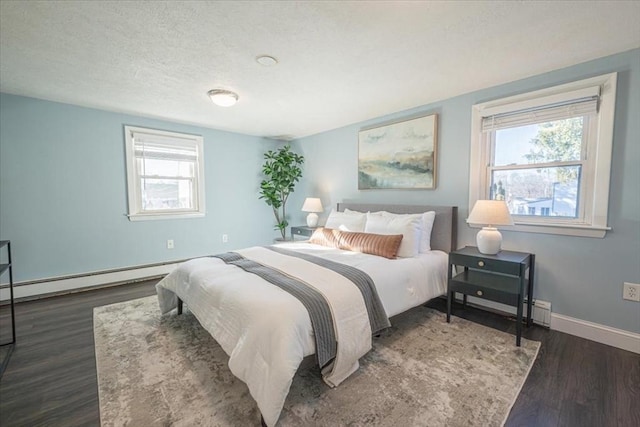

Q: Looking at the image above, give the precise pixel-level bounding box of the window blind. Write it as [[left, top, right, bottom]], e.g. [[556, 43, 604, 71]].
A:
[[132, 131, 198, 162], [481, 85, 600, 132]]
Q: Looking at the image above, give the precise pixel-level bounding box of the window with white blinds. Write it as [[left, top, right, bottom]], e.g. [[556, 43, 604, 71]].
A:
[[124, 126, 205, 220], [480, 90, 599, 132], [468, 73, 617, 238]]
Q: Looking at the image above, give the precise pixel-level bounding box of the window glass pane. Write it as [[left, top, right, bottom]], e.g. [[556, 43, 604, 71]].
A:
[[141, 178, 193, 211], [491, 166, 581, 218], [138, 158, 194, 178], [494, 117, 584, 166]]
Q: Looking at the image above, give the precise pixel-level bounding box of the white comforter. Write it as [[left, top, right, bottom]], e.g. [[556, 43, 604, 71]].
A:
[[156, 242, 448, 426]]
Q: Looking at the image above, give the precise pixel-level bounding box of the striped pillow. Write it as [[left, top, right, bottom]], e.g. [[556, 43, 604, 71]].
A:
[[309, 228, 403, 259]]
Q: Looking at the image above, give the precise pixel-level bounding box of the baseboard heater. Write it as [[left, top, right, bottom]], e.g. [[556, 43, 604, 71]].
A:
[[0, 260, 183, 303], [526, 299, 552, 327]]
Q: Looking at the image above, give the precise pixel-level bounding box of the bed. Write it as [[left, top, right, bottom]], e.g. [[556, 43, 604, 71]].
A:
[[156, 203, 457, 426]]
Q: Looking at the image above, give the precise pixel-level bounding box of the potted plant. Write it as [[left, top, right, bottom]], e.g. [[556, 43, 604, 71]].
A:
[[259, 145, 305, 240]]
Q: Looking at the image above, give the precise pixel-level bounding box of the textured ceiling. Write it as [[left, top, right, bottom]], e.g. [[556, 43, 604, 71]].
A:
[[1, 1, 639, 139]]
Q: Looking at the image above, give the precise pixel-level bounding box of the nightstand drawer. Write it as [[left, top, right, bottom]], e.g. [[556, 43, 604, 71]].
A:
[[450, 252, 522, 275], [291, 226, 318, 238], [293, 228, 309, 236]]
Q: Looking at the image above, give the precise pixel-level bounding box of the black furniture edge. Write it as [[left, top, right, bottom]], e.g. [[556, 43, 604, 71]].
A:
[[0, 240, 16, 378], [446, 245, 535, 347]]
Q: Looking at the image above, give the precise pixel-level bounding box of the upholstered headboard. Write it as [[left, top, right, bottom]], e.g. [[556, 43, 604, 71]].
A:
[[336, 203, 458, 253]]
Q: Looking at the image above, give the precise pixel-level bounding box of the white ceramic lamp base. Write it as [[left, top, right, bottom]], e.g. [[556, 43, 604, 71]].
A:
[[476, 227, 502, 255], [306, 212, 319, 227]]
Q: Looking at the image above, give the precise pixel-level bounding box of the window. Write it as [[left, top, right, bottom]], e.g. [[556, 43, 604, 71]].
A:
[[469, 73, 617, 237], [124, 126, 205, 221]]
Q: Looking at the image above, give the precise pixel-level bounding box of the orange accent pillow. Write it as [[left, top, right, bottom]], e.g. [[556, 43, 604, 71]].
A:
[[309, 228, 403, 259]]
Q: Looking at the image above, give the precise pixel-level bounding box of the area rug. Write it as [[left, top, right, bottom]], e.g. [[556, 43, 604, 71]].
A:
[[94, 296, 540, 427]]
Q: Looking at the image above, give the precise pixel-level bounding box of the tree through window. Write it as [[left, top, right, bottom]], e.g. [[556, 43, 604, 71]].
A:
[[490, 116, 587, 219], [469, 73, 617, 237]]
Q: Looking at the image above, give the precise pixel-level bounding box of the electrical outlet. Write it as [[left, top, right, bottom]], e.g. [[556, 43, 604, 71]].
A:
[[167, 239, 174, 249], [222, 234, 229, 243], [623, 282, 640, 302]]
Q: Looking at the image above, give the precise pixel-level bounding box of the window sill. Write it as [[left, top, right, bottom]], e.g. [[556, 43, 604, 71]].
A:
[[127, 212, 205, 221], [468, 222, 610, 238]]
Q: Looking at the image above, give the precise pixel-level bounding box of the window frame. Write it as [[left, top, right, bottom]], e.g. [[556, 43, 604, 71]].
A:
[[469, 73, 617, 238], [124, 125, 206, 221], [486, 115, 592, 224]]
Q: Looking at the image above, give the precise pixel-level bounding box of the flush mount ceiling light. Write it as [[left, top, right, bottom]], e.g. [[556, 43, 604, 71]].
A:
[[207, 89, 239, 107], [256, 55, 278, 66]]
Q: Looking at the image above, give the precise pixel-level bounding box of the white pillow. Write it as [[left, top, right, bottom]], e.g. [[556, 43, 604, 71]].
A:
[[364, 213, 422, 258], [419, 211, 436, 252], [324, 209, 367, 232], [343, 208, 367, 215], [371, 210, 436, 253]]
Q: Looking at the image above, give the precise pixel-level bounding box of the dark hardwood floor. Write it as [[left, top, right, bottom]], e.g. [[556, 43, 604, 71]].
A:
[[426, 299, 640, 427], [0, 281, 638, 427]]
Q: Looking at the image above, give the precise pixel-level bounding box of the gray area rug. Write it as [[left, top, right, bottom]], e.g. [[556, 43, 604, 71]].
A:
[[94, 296, 540, 427]]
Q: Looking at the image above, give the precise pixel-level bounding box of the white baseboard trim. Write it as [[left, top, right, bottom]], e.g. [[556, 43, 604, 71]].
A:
[[0, 263, 179, 302], [458, 295, 639, 354], [550, 313, 640, 354]]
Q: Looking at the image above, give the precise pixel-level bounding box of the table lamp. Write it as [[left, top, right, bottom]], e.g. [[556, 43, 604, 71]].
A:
[[467, 200, 514, 255], [301, 198, 323, 227]]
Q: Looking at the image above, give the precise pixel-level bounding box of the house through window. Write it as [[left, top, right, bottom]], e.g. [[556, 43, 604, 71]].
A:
[[124, 126, 205, 221], [469, 73, 617, 237], [489, 114, 589, 220]]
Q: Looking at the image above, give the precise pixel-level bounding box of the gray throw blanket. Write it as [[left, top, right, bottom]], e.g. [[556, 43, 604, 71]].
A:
[[212, 247, 390, 371]]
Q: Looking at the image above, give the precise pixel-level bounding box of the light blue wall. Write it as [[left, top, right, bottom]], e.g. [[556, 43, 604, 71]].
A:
[[291, 49, 640, 333], [0, 94, 282, 282], [1, 50, 638, 333]]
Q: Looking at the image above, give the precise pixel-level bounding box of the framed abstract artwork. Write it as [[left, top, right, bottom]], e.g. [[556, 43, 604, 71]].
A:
[[358, 113, 438, 189]]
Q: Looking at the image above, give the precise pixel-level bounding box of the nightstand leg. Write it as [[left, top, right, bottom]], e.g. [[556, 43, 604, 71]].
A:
[[447, 262, 453, 323], [527, 254, 535, 327], [516, 305, 522, 346]]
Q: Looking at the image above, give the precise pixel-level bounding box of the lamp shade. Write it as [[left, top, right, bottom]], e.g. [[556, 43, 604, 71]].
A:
[[467, 200, 514, 255], [301, 198, 323, 213], [467, 200, 514, 227], [301, 198, 323, 227]]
